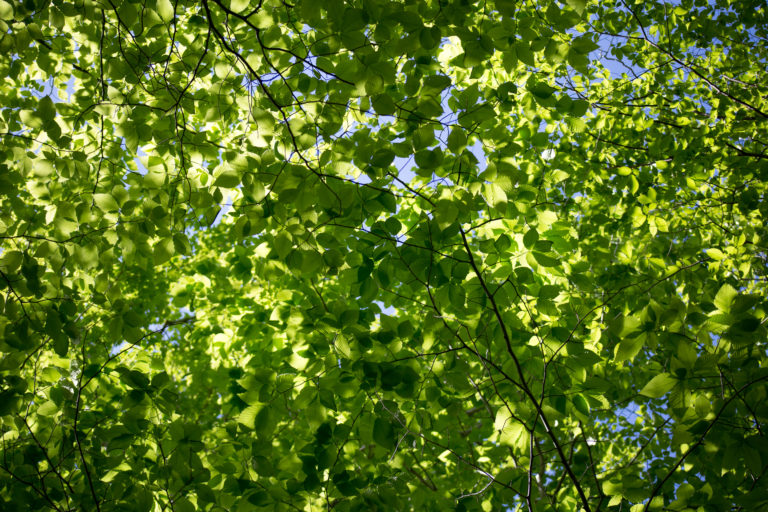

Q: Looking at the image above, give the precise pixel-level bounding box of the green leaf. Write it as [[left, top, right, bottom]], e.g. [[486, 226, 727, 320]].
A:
[[495, 407, 529, 451], [714, 283, 738, 313], [37, 401, 58, 416], [323, 249, 344, 268], [523, 228, 539, 249], [0, 250, 23, 273], [247, 491, 270, 507], [532, 252, 559, 267], [370, 148, 395, 168], [639, 373, 677, 398], [565, 0, 587, 15], [0, 1, 13, 20], [371, 94, 397, 116], [528, 81, 556, 99], [729, 316, 760, 334], [229, 0, 250, 13], [93, 193, 119, 212], [614, 333, 645, 362], [38, 96, 56, 123], [301, 250, 324, 274], [419, 26, 442, 50], [53, 336, 69, 357], [572, 394, 590, 415], [173, 233, 190, 255], [156, 0, 174, 23], [213, 167, 240, 188], [570, 99, 589, 117], [373, 418, 395, 449], [706, 248, 725, 260], [153, 238, 174, 265], [423, 75, 452, 93], [143, 170, 165, 188], [434, 199, 458, 227], [414, 148, 443, 170], [447, 128, 467, 152], [484, 183, 507, 208], [237, 404, 262, 429], [515, 41, 535, 66]]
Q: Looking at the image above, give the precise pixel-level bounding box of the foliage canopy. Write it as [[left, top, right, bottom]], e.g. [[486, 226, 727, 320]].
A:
[[1, 0, 768, 511]]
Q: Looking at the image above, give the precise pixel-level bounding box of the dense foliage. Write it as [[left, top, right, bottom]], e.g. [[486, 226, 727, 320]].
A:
[[1, 0, 768, 510]]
